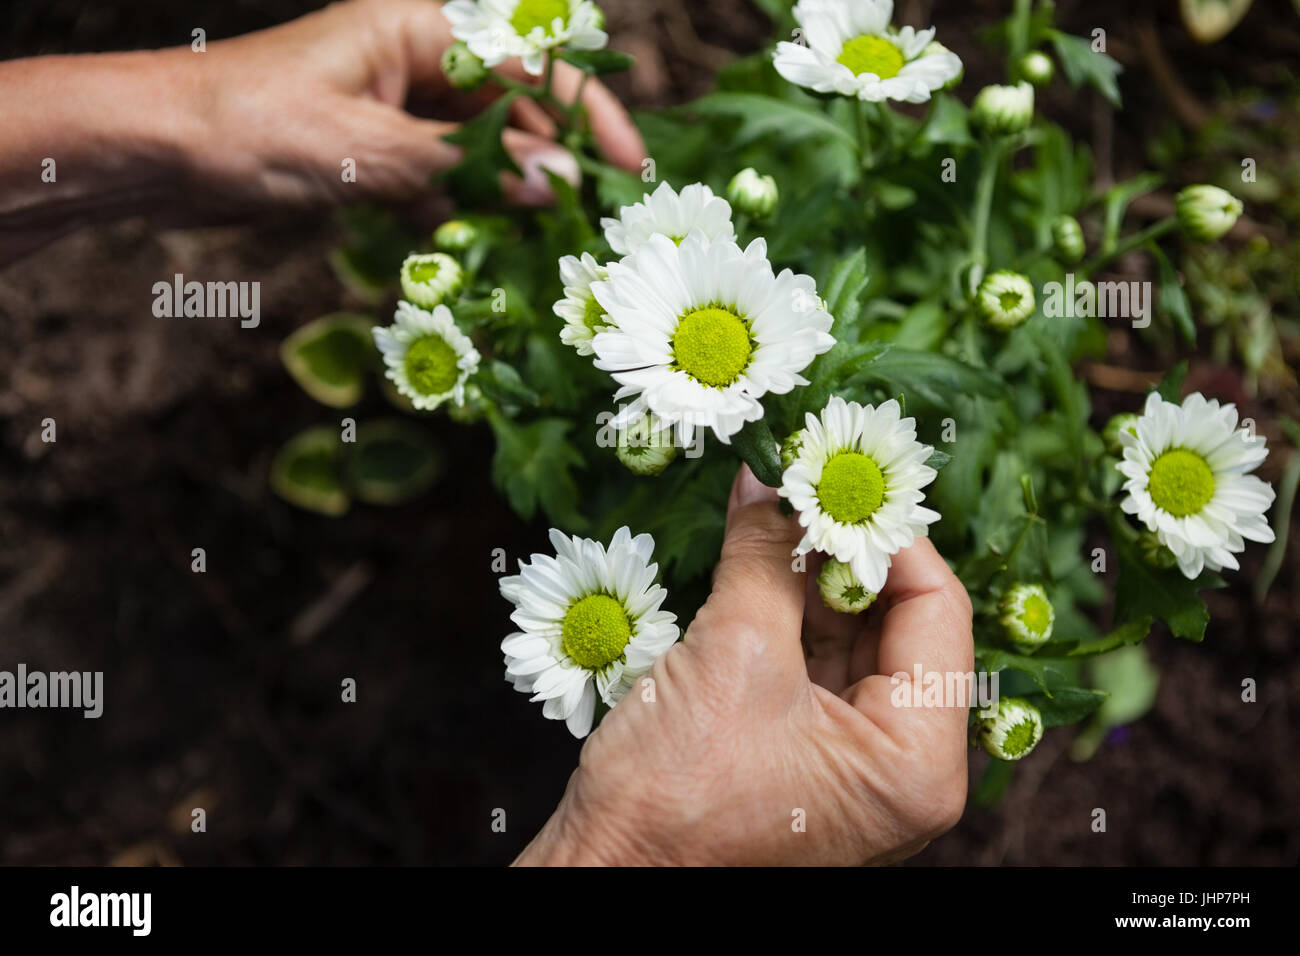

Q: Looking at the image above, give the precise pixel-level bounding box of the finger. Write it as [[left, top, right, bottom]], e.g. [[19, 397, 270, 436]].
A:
[[496, 59, 647, 172], [500, 128, 581, 206], [686, 466, 807, 676], [510, 96, 558, 139], [802, 551, 859, 693]]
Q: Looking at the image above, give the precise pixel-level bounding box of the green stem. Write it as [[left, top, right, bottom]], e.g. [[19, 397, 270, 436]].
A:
[[542, 52, 555, 101], [855, 99, 874, 170], [1082, 218, 1177, 276], [968, 138, 1005, 277]]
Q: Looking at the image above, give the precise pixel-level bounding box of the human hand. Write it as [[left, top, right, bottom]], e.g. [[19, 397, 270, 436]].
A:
[[176, 0, 646, 212], [516, 465, 974, 866]]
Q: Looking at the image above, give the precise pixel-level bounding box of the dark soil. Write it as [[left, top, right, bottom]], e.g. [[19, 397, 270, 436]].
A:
[[1, 1, 1297, 866]]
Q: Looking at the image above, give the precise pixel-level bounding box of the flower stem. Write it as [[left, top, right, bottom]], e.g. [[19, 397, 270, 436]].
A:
[[1082, 218, 1177, 277], [855, 99, 874, 170], [969, 138, 1005, 275]]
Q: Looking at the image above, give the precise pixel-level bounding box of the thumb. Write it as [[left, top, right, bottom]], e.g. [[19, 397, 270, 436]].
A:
[[688, 465, 807, 673]]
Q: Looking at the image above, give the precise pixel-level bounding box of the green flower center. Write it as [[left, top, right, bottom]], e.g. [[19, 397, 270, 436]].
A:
[[582, 294, 606, 333], [837, 35, 905, 79], [511, 0, 568, 36], [1020, 593, 1052, 637], [817, 452, 886, 524], [842, 584, 868, 606], [1148, 448, 1215, 518], [408, 259, 443, 284], [999, 290, 1024, 313], [1002, 718, 1040, 757], [561, 594, 632, 670], [404, 335, 461, 396], [671, 307, 753, 387]]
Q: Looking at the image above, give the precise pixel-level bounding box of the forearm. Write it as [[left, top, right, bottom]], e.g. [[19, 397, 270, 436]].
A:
[[0, 49, 207, 264]]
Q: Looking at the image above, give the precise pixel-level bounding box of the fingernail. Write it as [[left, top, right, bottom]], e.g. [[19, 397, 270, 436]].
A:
[[517, 147, 580, 205], [736, 464, 775, 506]]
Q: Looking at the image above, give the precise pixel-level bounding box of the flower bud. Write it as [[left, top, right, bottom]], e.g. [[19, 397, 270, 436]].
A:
[[616, 414, 677, 477], [1018, 50, 1055, 87], [441, 41, 487, 92], [1102, 412, 1139, 456], [400, 253, 464, 308], [999, 583, 1054, 651], [447, 384, 486, 424], [976, 270, 1036, 330], [727, 168, 779, 219], [1138, 530, 1178, 570], [817, 558, 877, 615], [971, 81, 1034, 136], [780, 428, 806, 471], [977, 697, 1044, 761], [1176, 185, 1243, 241], [1051, 214, 1085, 264], [434, 219, 479, 253]]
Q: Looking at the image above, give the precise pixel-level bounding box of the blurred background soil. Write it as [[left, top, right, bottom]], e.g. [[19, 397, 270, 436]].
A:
[[1, 0, 1297, 865]]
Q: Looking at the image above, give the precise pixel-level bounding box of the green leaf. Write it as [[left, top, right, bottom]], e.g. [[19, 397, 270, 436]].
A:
[[488, 414, 585, 527], [1113, 527, 1213, 641], [1155, 360, 1188, 402], [1023, 686, 1110, 727], [924, 449, 953, 472], [1068, 615, 1153, 656], [977, 648, 1074, 694], [479, 359, 540, 410], [348, 420, 441, 506], [916, 93, 973, 148], [1048, 29, 1123, 107], [689, 92, 858, 150], [1153, 246, 1196, 344], [270, 426, 349, 517], [846, 347, 1004, 408], [1070, 644, 1160, 760], [441, 92, 521, 204], [559, 49, 635, 75], [1179, 0, 1254, 43], [732, 417, 783, 487], [280, 313, 375, 408]]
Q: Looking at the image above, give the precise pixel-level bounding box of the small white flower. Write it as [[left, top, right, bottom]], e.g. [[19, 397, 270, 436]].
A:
[[400, 253, 464, 308], [500, 527, 679, 738], [998, 583, 1055, 651], [971, 81, 1035, 135], [773, 0, 962, 103], [554, 252, 609, 356], [444, 0, 608, 77], [590, 232, 834, 446], [817, 558, 877, 614], [976, 270, 1036, 330], [1118, 391, 1275, 579], [372, 301, 480, 411], [1176, 185, 1243, 242], [977, 697, 1043, 761], [781, 396, 941, 593], [600, 181, 736, 256]]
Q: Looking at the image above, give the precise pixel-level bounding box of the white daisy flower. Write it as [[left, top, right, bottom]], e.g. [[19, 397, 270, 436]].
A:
[[780, 396, 941, 593], [400, 253, 464, 308], [589, 232, 835, 446], [1117, 391, 1275, 579], [600, 181, 736, 257], [998, 583, 1055, 651], [554, 252, 609, 356], [372, 301, 480, 411], [772, 0, 962, 103], [500, 527, 679, 738], [443, 0, 608, 77]]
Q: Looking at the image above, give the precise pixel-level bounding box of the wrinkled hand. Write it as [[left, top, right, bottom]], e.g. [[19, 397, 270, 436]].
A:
[[518, 466, 974, 866], [183, 0, 645, 210]]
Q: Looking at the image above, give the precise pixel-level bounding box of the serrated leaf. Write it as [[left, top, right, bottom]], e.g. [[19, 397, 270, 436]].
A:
[[1023, 686, 1110, 727], [280, 313, 376, 408], [488, 415, 585, 527], [1113, 528, 1213, 641], [689, 92, 858, 150], [441, 92, 521, 204], [1048, 30, 1123, 107]]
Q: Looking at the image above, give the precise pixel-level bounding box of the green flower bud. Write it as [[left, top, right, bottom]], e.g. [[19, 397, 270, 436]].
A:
[[1138, 530, 1178, 570], [1018, 50, 1055, 87], [447, 383, 486, 424], [1102, 412, 1140, 456], [780, 428, 806, 471], [1051, 214, 1085, 264], [434, 219, 479, 253], [1176, 185, 1243, 241], [922, 40, 964, 89], [999, 583, 1055, 651], [976, 270, 1036, 330], [441, 41, 487, 92], [400, 252, 464, 308], [727, 168, 779, 219], [817, 558, 877, 615], [977, 697, 1044, 761], [616, 414, 677, 477], [971, 81, 1034, 136]]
